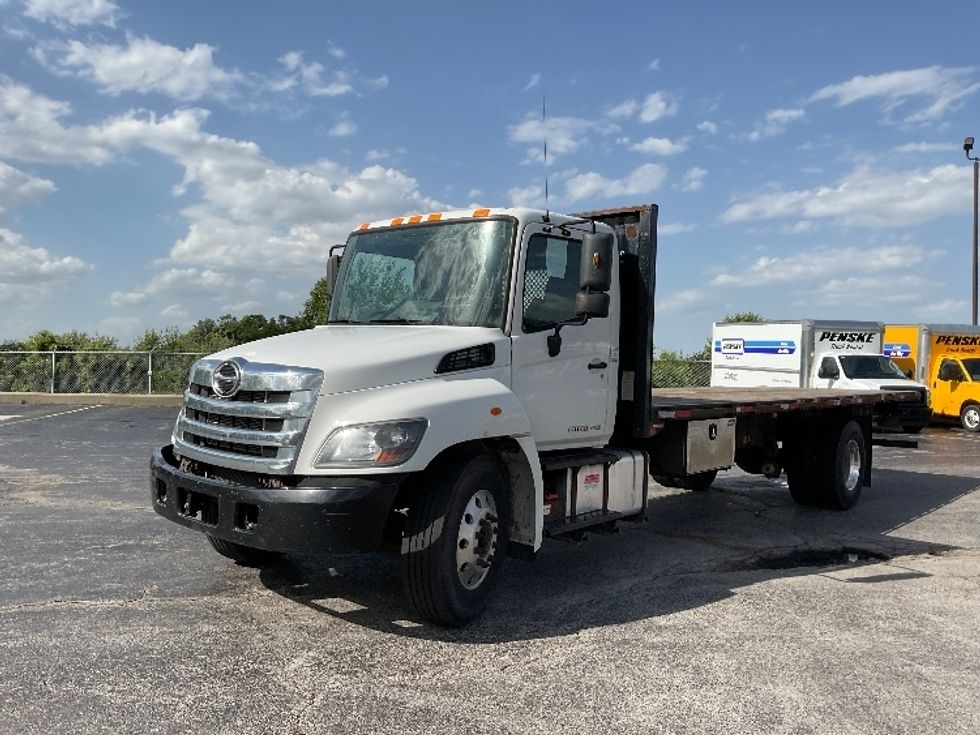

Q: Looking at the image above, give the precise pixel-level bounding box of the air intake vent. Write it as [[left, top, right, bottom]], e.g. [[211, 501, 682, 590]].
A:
[[435, 344, 495, 374]]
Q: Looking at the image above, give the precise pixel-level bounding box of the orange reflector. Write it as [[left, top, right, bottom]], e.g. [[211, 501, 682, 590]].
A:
[[358, 222, 370, 231], [408, 215, 422, 224], [473, 208, 491, 217], [490, 407, 503, 416], [427, 213, 442, 221], [390, 217, 404, 226]]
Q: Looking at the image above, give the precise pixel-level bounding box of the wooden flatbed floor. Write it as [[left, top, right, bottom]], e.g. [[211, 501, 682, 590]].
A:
[[651, 387, 922, 420]]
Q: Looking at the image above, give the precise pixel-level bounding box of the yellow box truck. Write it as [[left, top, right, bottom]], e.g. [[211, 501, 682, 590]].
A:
[[884, 324, 980, 431]]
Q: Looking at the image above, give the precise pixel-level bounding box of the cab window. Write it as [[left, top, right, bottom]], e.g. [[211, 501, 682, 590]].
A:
[[522, 235, 583, 333]]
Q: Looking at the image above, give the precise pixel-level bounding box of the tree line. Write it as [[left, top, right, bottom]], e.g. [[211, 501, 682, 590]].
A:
[[1, 278, 329, 354]]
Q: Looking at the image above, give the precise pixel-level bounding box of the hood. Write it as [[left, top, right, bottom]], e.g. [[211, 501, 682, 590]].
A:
[[207, 325, 509, 394]]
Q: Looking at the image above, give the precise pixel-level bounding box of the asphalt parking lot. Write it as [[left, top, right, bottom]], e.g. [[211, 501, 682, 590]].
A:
[[0, 401, 977, 734]]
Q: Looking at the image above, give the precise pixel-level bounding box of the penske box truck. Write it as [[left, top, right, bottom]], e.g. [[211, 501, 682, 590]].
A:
[[711, 320, 930, 432], [151, 204, 925, 625], [885, 323, 980, 431]]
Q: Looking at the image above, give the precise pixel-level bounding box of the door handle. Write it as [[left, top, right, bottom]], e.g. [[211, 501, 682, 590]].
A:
[[588, 360, 608, 370]]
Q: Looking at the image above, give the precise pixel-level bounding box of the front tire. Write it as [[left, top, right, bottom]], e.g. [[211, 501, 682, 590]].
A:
[[401, 452, 509, 626], [960, 404, 980, 432], [206, 535, 283, 568]]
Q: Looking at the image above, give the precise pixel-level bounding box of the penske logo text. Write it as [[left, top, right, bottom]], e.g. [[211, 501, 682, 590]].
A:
[[936, 335, 980, 346], [818, 332, 875, 343]]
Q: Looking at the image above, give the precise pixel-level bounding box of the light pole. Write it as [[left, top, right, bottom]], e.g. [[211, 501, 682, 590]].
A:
[[965, 137, 979, 325]]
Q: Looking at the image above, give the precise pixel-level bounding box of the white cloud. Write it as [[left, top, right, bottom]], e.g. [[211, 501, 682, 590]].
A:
[[0, 227, 91, 303], [915, 298, 969, 321], [160, 303, 188, 320], [22, 0, 120, 28], [365, 149, 390, 161], [523, 73, 541, 92], [659, 222, 696, 236], [639, 92, 678, 123], [647, 58, 660, 72], [507, 184, 544, 209], [222, 300, 261, 314], [108, 290, 147, 306], [0, 161, 55, 215], [96, 316, 139, 339], [658, 288, 706, 313], [276, 290, 298, 303], [325, 40, 346, 60], [607, 99, 638, 119], [564, 163, 666, 203], [697, 120, 718, 134], [35, 35, 242, 101], [808, 66, 980, 124], [0, 74, 119, 164], [274, 50, 370, 97], [0, 79, 435, 309], [722, 164, 967, 228], [328, 117, 356, 137], [630, 136, 688, 155], [748, 107, 805, 141], [680, 166, 707, 192], [508, 114, 613, 163], [711, 244, 928, 288], [893, 142, 957, 154]]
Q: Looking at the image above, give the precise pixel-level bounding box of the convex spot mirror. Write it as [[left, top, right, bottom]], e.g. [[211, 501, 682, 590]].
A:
[[576, 231, 614, 318]]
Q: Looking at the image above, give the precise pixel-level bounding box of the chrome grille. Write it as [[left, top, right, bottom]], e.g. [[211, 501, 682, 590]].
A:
[[173, 357, 323, 474]]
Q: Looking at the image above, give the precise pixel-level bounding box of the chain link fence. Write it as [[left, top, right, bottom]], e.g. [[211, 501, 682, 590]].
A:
[[0, 352, 204, 394], [651, 358, 711, 388], [0, 351, 710, 394]]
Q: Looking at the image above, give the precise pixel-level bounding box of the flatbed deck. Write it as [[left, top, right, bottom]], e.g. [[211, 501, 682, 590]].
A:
[[651, 387, 922, 420]]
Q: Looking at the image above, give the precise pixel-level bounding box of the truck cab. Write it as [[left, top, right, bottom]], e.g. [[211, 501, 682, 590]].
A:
[[932, 357, 980, 431]]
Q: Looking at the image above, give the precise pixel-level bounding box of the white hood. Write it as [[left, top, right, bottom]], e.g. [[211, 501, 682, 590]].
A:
[[208, 325, 510, 394]]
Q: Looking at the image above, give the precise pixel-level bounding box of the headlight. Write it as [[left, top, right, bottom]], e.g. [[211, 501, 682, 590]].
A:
[[314, 419, 427, 468]]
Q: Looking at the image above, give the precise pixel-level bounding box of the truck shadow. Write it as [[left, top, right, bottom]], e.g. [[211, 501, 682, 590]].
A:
[[259, 467, 976, 642]]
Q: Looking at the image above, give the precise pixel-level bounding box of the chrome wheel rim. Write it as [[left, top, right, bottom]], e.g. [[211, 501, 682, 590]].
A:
[[843, 439, 861, 492], [455, 488, 498, 590], [964, 407, 980, 430]]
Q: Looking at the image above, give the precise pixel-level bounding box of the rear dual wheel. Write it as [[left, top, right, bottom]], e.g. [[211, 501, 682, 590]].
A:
[[786, 419, 867, 510]]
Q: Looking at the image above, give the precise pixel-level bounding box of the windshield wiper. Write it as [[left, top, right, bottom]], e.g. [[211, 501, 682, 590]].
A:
[[327, 318, 364, 324], [367, 318, 422, 324]]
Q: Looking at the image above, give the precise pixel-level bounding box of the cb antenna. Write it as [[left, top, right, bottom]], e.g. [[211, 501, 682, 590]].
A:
[[542, 89, 550, 222]]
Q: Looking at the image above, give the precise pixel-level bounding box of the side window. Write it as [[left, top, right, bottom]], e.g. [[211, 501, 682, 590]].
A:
[[522, 235, 582, 333]]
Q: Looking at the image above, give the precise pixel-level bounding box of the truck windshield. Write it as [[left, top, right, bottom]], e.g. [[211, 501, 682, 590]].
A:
[[961, 359, 980, 380], [839, 355, 908, 380], [329, 219, 513, 328]]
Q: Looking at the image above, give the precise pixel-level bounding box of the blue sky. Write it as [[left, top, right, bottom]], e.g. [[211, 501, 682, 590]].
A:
[[1, 0, 979, 351]]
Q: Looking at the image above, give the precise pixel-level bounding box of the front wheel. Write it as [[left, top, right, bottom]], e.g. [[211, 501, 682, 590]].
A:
[[401, 452, 509, 626], [960, 404, 980, 432]]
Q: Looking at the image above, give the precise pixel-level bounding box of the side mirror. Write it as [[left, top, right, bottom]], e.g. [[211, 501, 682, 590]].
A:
[[818, 364, 840, 380], [938, 362, 961, 381], [579, 231, 614, 292], [325, 245, 344, 297]]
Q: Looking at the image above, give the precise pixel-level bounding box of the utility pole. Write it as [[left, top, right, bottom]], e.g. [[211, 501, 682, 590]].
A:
[[965, 137, 979, 325]]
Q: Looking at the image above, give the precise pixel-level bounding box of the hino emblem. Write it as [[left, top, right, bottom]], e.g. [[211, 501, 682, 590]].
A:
[[212, 360, 242, 398]]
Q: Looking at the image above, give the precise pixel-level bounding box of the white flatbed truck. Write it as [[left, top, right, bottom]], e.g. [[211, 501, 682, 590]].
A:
[[150, 204, 923, 625]]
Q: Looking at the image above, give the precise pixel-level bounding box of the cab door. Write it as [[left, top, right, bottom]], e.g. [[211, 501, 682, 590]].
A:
[[932, 358, 965, 418], [510, 226, 617, 450]]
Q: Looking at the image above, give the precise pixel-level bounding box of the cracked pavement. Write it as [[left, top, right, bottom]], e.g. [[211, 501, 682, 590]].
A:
[[0, 403, 978, 734]]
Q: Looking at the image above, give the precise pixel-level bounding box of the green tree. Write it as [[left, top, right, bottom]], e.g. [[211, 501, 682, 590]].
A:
[[296, 276, 330, 329]]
